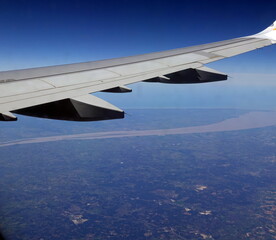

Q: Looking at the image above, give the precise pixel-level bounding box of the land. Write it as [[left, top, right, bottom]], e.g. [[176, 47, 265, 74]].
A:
[[0, 109, 275, 240]]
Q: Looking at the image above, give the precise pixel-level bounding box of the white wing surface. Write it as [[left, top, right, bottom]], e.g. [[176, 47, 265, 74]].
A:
[[0, 21, 276, 121]]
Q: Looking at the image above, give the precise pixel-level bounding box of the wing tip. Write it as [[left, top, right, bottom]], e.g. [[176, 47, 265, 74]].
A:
[[252, 20, 276, 43]]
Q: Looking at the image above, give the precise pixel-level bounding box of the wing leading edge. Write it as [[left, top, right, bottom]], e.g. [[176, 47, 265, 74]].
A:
[[0, 21, 276, 121]]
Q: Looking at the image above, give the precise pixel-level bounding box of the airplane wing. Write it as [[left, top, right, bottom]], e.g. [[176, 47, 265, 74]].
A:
[[0, 21, 275, 121]]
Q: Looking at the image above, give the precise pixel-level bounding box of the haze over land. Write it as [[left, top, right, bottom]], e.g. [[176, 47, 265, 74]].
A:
[[1, 111, 276, 148]]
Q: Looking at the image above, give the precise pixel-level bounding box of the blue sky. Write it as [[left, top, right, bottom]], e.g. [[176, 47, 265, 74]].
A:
[[0, 0, 276, 110]]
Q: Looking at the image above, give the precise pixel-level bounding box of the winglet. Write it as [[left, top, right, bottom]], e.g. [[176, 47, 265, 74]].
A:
[[253, 20, 276, 43]]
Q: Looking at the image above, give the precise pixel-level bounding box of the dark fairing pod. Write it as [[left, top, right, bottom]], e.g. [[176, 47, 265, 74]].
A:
[[145, 67, 228, 84], [13, 95, 124, 121], [0, 112, 17, 121]]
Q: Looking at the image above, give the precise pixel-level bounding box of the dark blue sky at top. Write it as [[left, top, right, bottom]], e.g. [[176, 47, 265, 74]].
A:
[[0, 0, 276, 110], [0, 0, 275, 68]]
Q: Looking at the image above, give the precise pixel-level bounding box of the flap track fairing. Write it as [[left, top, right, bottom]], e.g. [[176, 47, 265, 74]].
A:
[[145, 67, 227, 84], [13, 95, 124, 121]]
